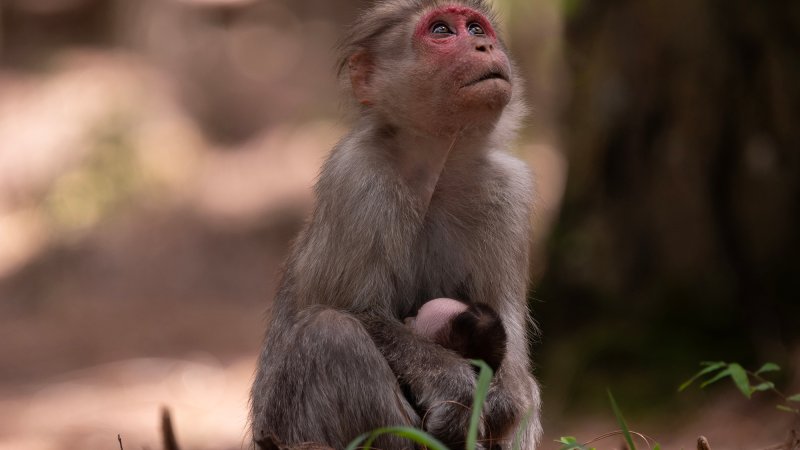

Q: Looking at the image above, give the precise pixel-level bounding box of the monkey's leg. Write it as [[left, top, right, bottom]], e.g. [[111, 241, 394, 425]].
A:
[[251, 307, 419, 450]]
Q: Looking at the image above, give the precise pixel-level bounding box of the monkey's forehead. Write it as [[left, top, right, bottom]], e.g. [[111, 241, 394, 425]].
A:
[[413, 4, 497, 39], [416, 4, 485, 19], [412, 1, 497, 25]]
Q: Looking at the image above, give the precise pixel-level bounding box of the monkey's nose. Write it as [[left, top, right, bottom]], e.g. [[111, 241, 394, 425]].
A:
[[475, 43, 493, 52]]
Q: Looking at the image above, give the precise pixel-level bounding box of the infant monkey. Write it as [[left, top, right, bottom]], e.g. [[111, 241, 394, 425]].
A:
[[405, 298, 507, 372]]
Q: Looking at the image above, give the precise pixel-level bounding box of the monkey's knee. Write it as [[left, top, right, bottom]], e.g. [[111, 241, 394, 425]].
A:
[[303, 307, 365, 334], [254, 307, 417, 448], [297, 307, 375, 352], [297, 307, 396, 384]]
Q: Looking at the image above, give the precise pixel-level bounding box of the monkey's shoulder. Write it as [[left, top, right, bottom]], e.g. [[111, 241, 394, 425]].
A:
[[317, 141, 366, 183], [314, 140, 400, 206], [485, 150, 533, 185], [481, 151, 534, 208]]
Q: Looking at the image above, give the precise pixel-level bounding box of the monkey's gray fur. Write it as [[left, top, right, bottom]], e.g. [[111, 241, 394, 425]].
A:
[[250, 0, 542, 448]]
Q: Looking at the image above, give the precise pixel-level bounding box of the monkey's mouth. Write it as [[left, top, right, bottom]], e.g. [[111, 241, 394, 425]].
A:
[[463, 70, 509, 87]]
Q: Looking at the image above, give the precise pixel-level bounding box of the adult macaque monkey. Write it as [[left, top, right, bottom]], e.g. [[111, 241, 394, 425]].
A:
[[250, 0, 541, 449]]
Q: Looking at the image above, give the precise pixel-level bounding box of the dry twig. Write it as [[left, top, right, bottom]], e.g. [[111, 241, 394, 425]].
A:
[[161, 407, 180, 450]]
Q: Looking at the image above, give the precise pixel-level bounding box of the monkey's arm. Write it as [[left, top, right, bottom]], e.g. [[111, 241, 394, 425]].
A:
[[473, 266, 538, 443], [361, 313, 480, 446], [289, 143, 425, 313], [474, 154, 542, 445]]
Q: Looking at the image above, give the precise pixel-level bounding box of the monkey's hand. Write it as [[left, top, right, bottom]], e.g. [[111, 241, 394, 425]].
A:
[[362, 314, 480, 449], [415, 359, 480, 449], [482, 362, 541, 449]]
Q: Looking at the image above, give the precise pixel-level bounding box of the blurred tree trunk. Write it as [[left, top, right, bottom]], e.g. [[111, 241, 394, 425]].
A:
[[539, 0, 800, 402]]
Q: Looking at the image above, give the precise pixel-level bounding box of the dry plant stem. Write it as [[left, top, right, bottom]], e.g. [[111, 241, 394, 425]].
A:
[[755, 443, 788, 450], [161, 407, 180, 450], [748, 368, 800, 450], [582, 430, 656, 449], [755, 428, 800, 450], [748, 370, 798, 409], [118, 434, 123, 450], [697, 436, 711, 450]]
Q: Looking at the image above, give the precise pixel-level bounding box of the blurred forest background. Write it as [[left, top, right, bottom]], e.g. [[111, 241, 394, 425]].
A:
[[0, 0, 797, 449]]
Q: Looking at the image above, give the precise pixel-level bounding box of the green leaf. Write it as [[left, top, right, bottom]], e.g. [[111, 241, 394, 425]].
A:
[[777, 405, 800, 414], [679, 362, 727, 392], [555, 437, 591, 450], [700, 360, 727, 366], [755, 362, 780, 375], [348, 427, 449, 450], [608, 390, 637, 450], [727, 363, 752, 399], [700, 368, 731, 388], [468, 360, 493, 450], [557, 444, 587, 450], [345, 432, 368, 450], [654, 445, 661, 450], [787, 393, 800, 402], [750, 382, 775, 393]]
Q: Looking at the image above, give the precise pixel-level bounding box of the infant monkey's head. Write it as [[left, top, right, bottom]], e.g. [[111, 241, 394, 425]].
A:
[[405, 298, 507, 371]]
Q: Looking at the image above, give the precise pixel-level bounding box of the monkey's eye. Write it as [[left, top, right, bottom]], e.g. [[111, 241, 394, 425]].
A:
[[430, 22, 453, 34], [467, 22, 485, 36]]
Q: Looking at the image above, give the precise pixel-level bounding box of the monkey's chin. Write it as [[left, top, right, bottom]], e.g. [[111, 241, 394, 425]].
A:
[[456, 80, 512, 122]]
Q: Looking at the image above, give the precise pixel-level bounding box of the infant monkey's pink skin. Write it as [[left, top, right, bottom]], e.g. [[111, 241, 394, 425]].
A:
[[405, 298, 507, 371], [405, 298, 468, 340]]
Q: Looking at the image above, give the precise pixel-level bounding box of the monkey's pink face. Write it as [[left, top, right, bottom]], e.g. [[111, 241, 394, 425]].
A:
[[411, 5, 512, 124]]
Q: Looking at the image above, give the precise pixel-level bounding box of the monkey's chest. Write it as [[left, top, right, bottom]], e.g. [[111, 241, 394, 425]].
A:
[[408, 203, 488, 310]]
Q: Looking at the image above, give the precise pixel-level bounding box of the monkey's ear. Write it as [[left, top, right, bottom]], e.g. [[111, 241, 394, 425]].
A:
[[348, 50, 374, 106]]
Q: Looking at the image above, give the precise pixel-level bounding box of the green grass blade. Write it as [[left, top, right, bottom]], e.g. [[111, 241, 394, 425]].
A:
[[349, 426, 449, 450], [678, 362, 727, 392], [468, 360, 493, 450], [607, 390, 636, 450], [786, 393, 800, 402], [345, 433, 369, 450], [699, 368, 731, 388]]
